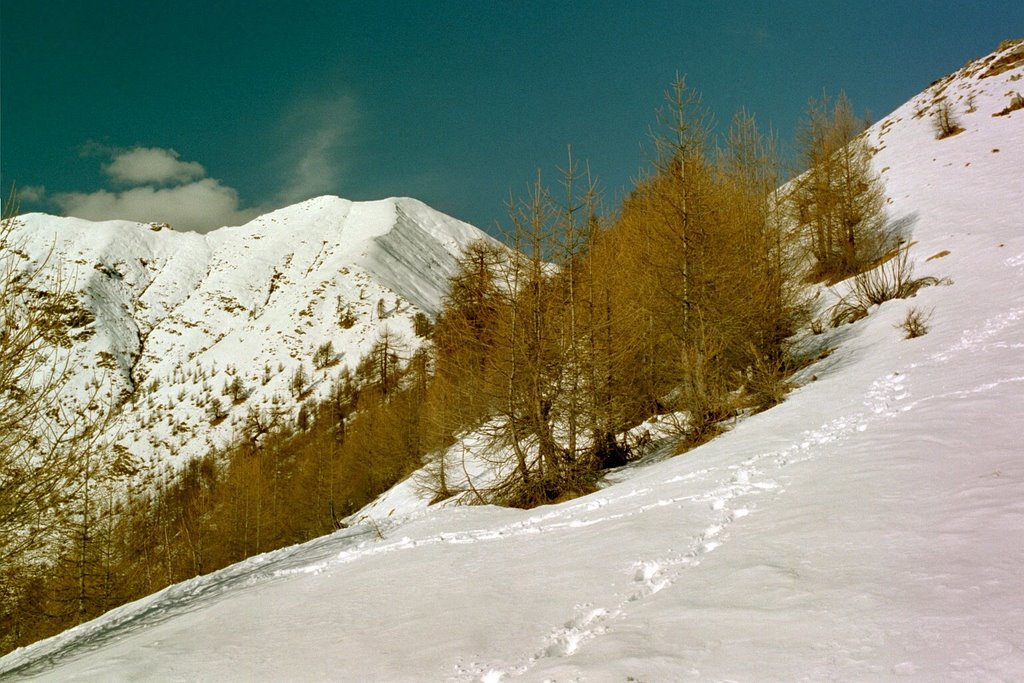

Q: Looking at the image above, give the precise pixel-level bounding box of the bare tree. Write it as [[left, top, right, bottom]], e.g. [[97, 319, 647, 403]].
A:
[[0, 190, 104, 565], [790, 92, 889, 280], [1, 188, 110, 650], [932, 100, 963, 139], [357, 327, 407, 398]]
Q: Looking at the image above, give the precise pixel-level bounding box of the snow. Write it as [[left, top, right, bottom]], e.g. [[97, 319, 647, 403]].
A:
[[5, 195, 496, 473], [2, 42, 1023, 682]]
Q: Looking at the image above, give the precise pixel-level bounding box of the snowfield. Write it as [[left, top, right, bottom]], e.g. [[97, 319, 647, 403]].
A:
[[1, 43, 1022, 682]]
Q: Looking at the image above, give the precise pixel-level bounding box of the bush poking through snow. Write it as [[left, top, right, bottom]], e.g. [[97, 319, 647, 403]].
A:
[[224, 375, 248, 404], [898, 306, 933, 339], [206, 397, 228, 424], [336, 296, 357, 329], [828, 245, 945, 327], [932, 100, 964, 139]]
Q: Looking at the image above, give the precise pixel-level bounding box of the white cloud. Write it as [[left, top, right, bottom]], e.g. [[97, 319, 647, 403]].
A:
[[277, 93, 360, 203], [53, 178, 259, 233], [17, 185, 47, 202], [46, 145, 260, 232], [49, 106, 363, 232], [103, 147, 206, 185]]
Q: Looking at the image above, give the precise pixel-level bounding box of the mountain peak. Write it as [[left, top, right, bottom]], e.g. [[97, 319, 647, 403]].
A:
[[6, 196, 493, 471], [6, 39, 1023, 682]]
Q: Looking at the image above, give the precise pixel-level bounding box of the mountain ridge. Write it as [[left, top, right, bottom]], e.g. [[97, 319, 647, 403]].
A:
[[8, 194, 496, 471], [2, 39, 1022, 680]]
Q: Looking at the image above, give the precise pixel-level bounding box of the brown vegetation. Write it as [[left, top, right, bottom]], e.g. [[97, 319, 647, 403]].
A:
[[827, 244, 945, 327], [1, 327, 435, 651], [3, 75, 913, 653], [932, 100, 964, 139], [416, 77, 807, 504], [789, 92, 891, 281], [897, 306, 932, 339], [1, 188, 121, 650], [980, 39, 1024, 79]]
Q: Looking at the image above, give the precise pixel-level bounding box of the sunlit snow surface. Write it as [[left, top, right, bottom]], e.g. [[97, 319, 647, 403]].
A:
[[2, 45, 1023, 682], [4, 196, 494, 472]]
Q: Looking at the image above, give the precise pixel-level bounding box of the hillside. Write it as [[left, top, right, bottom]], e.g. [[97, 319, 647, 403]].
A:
[[2, 41, 1023, 681], [5, 196, 494, 473]]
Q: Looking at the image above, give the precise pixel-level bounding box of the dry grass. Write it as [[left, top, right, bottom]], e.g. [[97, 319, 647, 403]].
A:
[[993, 92, 1024, 117], [981, 40, 1024, 79], [828, 245, 946, 327]]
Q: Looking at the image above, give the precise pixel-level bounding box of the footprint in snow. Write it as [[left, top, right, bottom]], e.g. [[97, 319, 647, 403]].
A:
[[541, 605, 613, 657]]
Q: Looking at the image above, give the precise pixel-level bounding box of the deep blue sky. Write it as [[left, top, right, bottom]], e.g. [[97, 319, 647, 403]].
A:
[[2, 1, 1021, 234]]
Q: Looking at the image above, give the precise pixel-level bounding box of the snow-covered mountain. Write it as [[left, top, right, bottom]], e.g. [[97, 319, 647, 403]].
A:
[[5, 195, 495, 473], [2, 40, 1023, 681]]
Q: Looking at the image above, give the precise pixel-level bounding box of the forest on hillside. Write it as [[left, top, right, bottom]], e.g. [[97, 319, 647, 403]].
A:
[[2, 76, 944, 653]]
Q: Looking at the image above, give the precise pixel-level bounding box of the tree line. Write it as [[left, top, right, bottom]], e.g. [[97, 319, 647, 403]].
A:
[[1, 79, 892, 653]]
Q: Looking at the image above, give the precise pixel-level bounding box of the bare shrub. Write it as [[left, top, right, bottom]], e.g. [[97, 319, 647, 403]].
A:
[[206, 396, 227, 424], [897, 307, 932, 339], [932, 100, 964, 139], [288, 363, 310, 397], [829, 245, 945, 327], [223, 375, 248, 404], [336, 297, 356, 329]]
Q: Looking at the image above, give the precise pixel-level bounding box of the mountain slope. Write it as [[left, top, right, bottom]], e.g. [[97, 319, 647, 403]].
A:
[[2, 41, 1022, 681], [6, 195, 495, 472]]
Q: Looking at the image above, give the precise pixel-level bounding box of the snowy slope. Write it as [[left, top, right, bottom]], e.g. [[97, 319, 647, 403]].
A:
[[4, 196, 494, 473], [2, 42, 1023, 682]]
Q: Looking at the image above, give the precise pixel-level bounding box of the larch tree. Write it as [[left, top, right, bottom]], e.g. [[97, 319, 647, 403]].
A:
[[790, 91, 889, 280], [0, 188, 114, 650]]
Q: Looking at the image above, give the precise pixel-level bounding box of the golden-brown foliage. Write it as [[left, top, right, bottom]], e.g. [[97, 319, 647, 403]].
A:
[[5, 74, 858, 653], [604, 80, 804, 433], [1, 336, 441, 653], [1, 188, 121, 652], [790, 92, 890, 281]]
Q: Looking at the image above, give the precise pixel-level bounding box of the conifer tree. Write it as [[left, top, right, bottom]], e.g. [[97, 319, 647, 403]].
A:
[[1, 190, 112, 650], [791, 92, 888, 280]]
